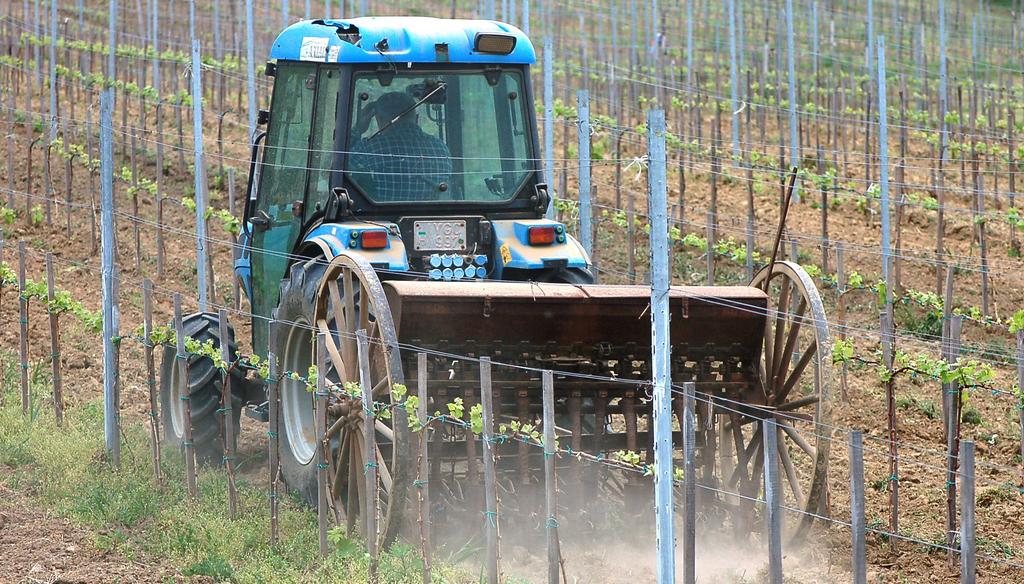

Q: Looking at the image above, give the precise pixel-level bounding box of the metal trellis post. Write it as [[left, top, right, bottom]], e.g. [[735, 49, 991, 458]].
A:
[[647, 108, 675, 584]]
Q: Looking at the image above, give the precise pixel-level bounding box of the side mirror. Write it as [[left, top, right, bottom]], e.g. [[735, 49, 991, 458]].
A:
[[532, 183, 551, 215], [257, 109, 270, 125], [325, 187, 353, 222]]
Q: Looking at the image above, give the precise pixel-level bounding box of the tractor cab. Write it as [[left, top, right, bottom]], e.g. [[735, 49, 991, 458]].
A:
[[239, 17, 589, 352]]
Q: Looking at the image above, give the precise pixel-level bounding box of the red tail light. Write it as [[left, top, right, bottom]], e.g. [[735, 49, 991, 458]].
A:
[[360, 230, 388, 249], [528, 226, 556, 245]]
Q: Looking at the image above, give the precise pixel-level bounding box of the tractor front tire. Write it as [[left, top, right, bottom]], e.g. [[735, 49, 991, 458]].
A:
[[159, 312, 242, 465]]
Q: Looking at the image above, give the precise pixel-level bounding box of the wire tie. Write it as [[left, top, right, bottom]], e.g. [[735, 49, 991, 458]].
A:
[[216, 407, 231, 414], [267, 431, 278, 438], [222, 455, 234, 462], [317, 462, 328, 470], [545, 516, 560, 529], [482, 510, 498, 527], [182, 440, 193, 446], [364, 461, 378, 474], [413, 479, 428, 488], [179, 395, 190, 401]]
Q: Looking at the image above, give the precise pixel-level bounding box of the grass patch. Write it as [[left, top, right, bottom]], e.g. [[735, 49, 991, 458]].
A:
[[0, 356, 483, 583]]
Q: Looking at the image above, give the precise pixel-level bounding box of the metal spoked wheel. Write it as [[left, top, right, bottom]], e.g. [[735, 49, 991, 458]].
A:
[[312, 252, 411, 548], [718, 261, 832, 542]]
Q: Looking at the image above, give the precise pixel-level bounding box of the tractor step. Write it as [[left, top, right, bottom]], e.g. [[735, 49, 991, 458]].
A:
[[245, 401, 270, 423]]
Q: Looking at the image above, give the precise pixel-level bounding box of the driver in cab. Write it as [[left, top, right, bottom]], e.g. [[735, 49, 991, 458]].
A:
[[349, 91, 453, 202]]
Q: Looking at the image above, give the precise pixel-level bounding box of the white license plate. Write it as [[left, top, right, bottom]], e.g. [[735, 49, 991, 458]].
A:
[[414, 220, 467, 251]]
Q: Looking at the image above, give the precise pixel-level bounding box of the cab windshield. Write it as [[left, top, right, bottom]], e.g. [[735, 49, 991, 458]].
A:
[[346, 69, 534, 204]]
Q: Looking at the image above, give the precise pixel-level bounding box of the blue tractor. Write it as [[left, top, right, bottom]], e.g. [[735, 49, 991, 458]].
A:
[[160, 17, 832, 545]]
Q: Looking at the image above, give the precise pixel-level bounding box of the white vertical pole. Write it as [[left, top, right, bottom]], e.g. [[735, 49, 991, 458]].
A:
[[246, 0, 258, 137], [850, 430, 867, 584], [48, 0, 57, 139], [728, 0, 740, 160], [785, 0, 799, 202], [877, 36, 893, 310], [960, 441, 976, 583], [647, 109, 675, 584], [577, 90, 592, 257], [939, 0, 948, 164], [190, 0, 210, 312], [681, 381, 696, 584], [763, 420, 783, 584], [543, 37, 555, 219], [101, 0, 119, 464]]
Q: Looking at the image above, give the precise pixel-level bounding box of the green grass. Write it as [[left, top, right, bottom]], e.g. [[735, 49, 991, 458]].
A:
[[0, 356, 484, 583]]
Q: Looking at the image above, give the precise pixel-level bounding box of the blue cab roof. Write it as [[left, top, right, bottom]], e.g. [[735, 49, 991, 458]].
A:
[[269, 17, 536, 65]]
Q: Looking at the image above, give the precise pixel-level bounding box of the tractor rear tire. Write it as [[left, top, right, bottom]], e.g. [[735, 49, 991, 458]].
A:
[[273, 259, 327, 506], [159, 312, 242, 465]]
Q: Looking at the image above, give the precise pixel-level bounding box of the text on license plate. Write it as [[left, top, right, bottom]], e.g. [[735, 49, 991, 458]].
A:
[[414, 220, 467, 251]]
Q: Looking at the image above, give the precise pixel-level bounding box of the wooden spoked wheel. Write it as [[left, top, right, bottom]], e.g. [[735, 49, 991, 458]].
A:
[[718, 261, 832, 541], [312, 252, 410, 548]]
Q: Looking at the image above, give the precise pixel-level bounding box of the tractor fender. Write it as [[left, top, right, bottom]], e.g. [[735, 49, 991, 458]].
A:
[[302, 222, 411, 271], [490, 218, 590, 278]]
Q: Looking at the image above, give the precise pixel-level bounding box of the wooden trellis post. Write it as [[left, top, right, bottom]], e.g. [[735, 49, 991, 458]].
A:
[[45, 253, 62, 426], [143, 278, 161, 481]]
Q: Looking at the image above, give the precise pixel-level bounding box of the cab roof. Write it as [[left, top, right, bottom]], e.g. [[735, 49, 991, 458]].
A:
[[269, 17, 536, 65]]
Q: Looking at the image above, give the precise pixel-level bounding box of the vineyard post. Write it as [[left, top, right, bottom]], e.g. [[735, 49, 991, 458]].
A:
[[315, 332, 328, 557], [682, 381, 696, 584], [745, 160, 754, 282], [881, 308, 898, 549], [218, 310, 240, 519], [541, 370, 560, 584], [877, 36, 894, 316], [356, 329, 379, 581], [479, 356, 499, 584], [47, 0, 56, 145], [706, 211, 715, 285], [227, 168, 240, 310], [18, 241, 28, 417], [941, 267, 955, 430], [728, 0, 739, 160], [945, 314, 963, 558], [143, 278, 161, 482], [130, 132, 140, 271], [155, 101, 165, 280], [45, 253, 62, 426], [763, 419, 783, 584], [960, 441, 976, 583], [850, 430, 867, 584], [1018, 331, 1024, 490], [5, 133, 12, 207], [174, 294, 198, 498], [784, 0, 799, 202], [245, 0, 257, 135], [100, 79, 120, 466], [543, 37, 554, 219], [416, 353, 432, 584], [268, 322, 281, 545], [648, 108, 676, 584], [189, 0, 210, 311], [577, 90, 592, 257], [837, 260, 859, 407]]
